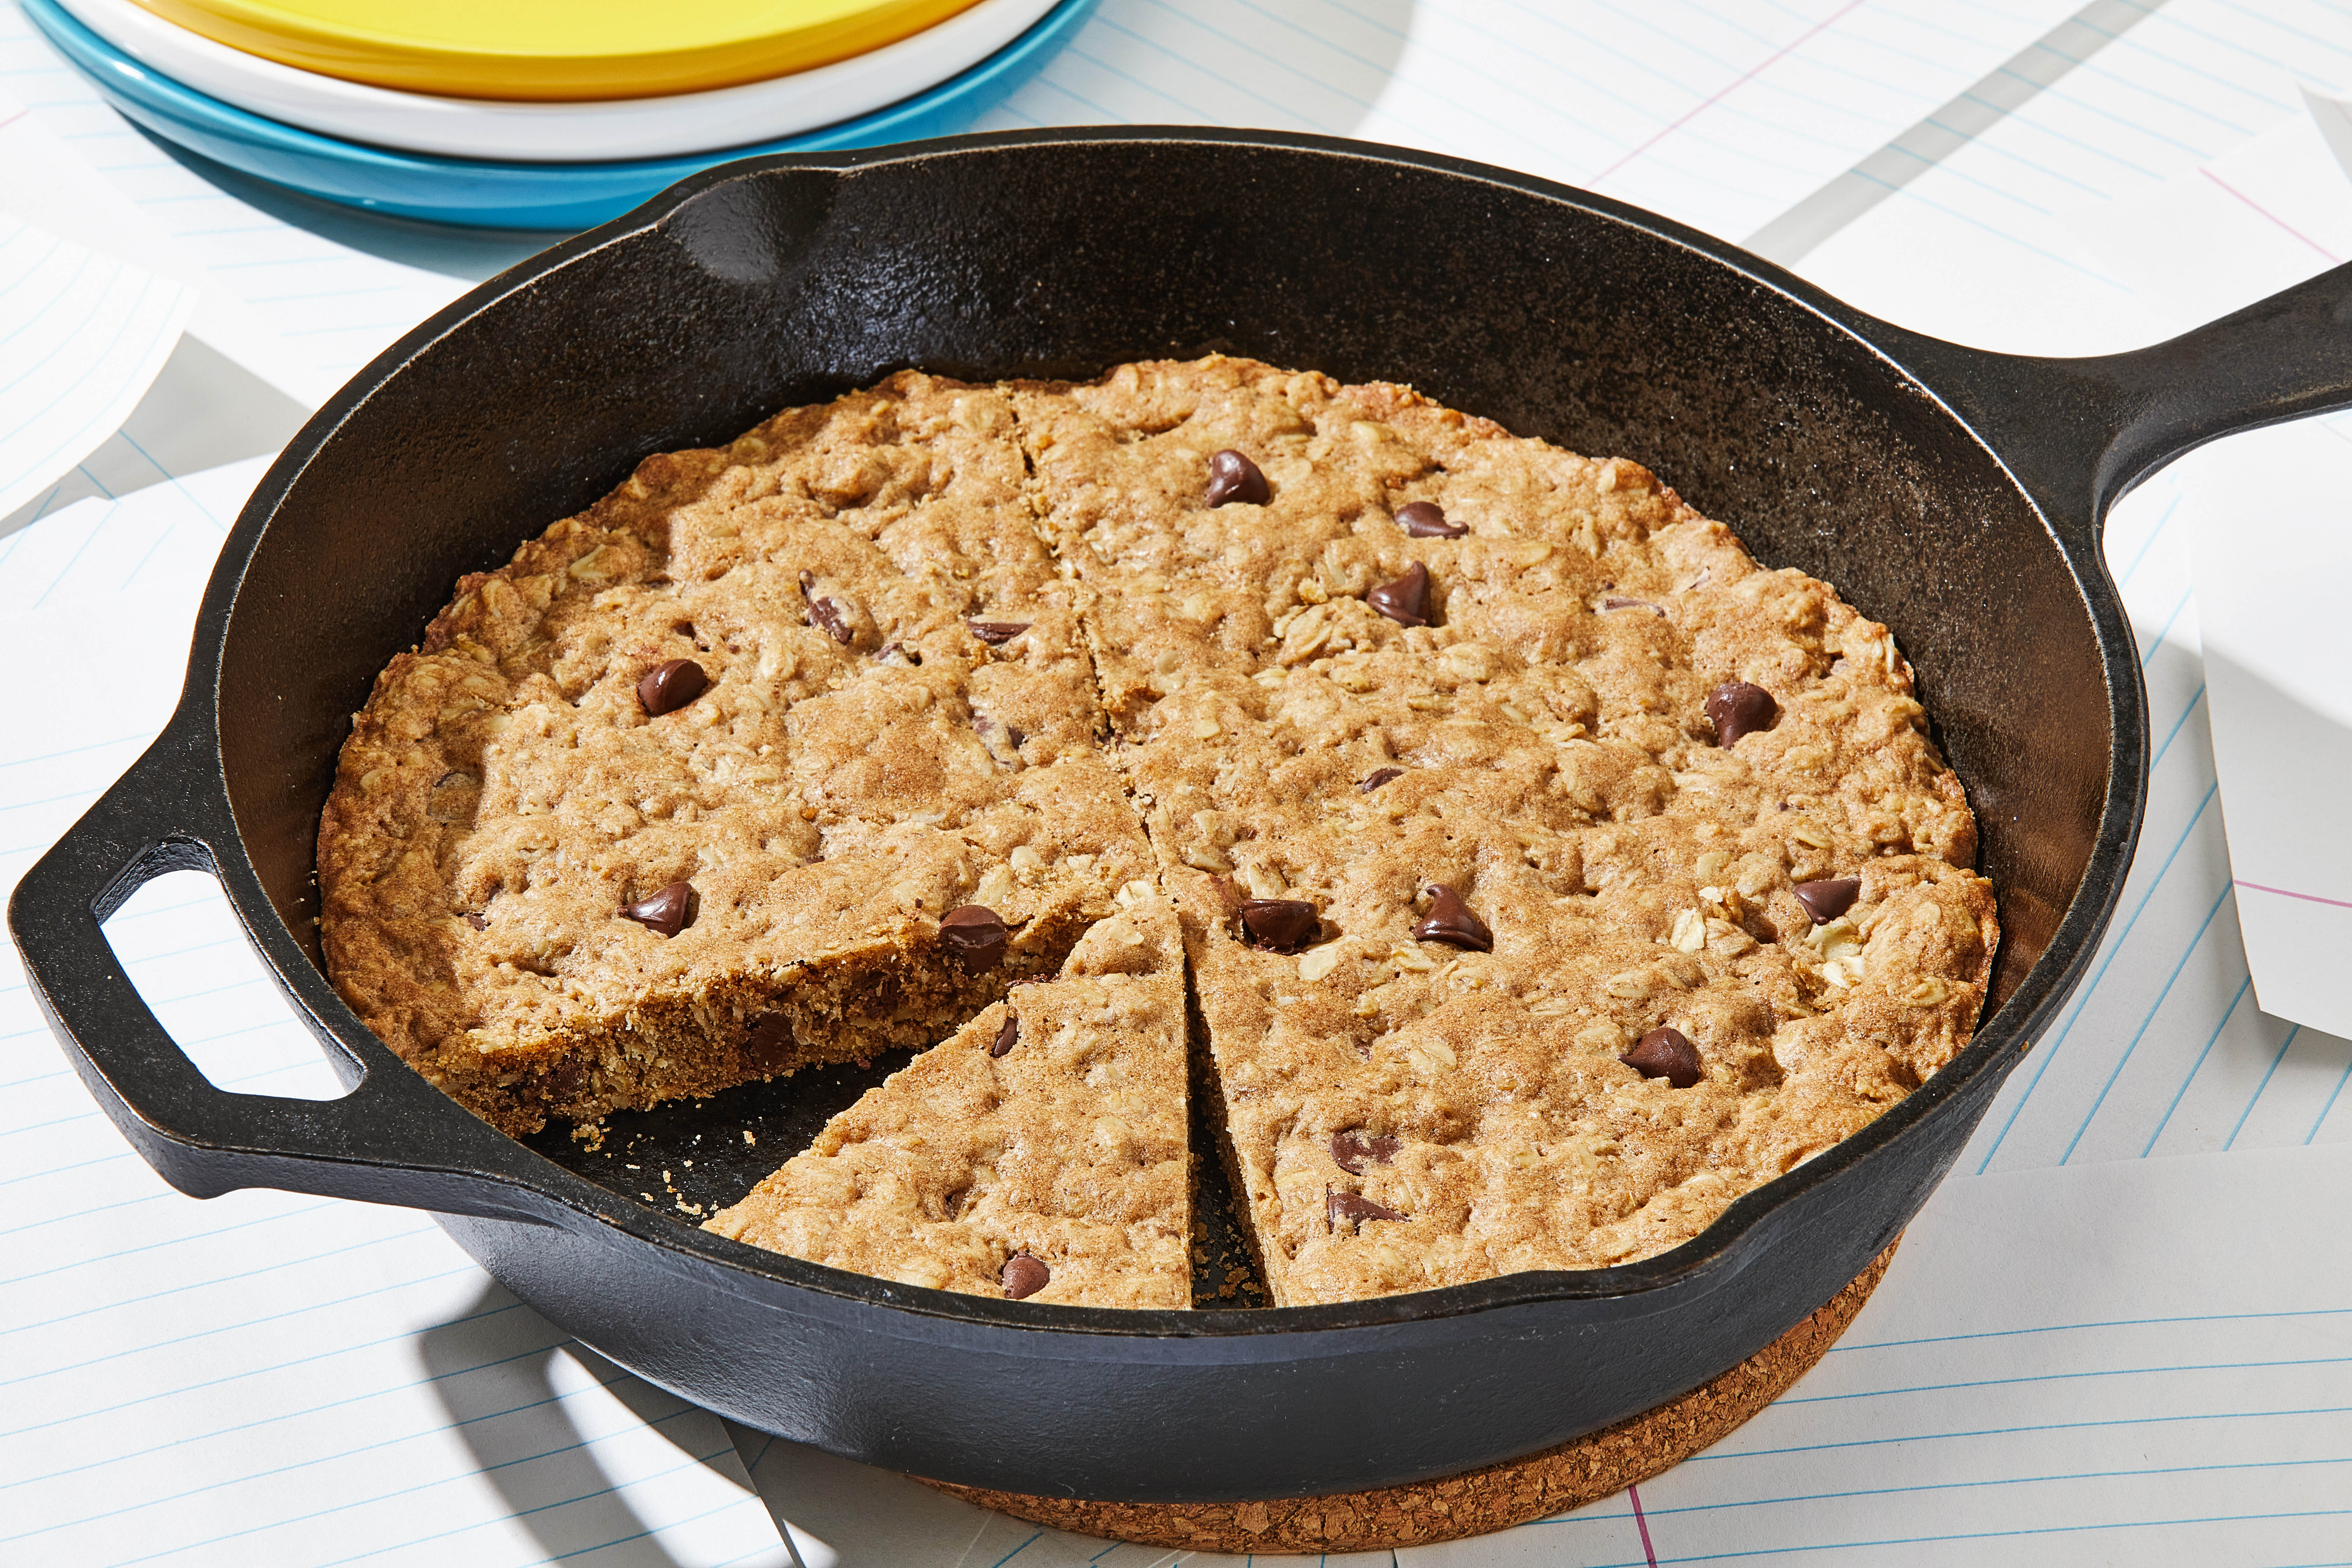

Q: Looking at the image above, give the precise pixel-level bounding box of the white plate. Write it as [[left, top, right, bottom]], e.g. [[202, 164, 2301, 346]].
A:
[[58, 0, 1060, 162]]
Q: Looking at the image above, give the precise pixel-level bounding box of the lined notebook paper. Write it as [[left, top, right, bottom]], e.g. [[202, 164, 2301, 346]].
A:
[[724, 10, 2352, 1561], [2179, 416, 2352, 1044], [0, 471, 788, 1567], [0, 8, 502, 393], [1400, 1141, 2352, 1567], [1786, 0, 2352, 1184], [2059, 101, 2352, 1043], [0, 91, 323, 410], [0, 196, 192, 522], [8, 0, 2352, 1562], [0, 0, 538, 533], [1796, 0, 2352, 354], [973, 0, 2095, 248], [0, 0, 2098, 538], [725, 1144, 2352, 1568]]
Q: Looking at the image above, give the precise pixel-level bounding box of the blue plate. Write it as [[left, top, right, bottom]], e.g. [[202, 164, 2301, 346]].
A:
[[22, 0, 1098, 229]]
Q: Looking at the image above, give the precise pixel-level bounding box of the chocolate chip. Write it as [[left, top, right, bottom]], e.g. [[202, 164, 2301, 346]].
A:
[[1705, 681, 1776, 747], [541, 1057, 587, 1101], [1327, 1190, 1409, 1233], [637, 658, 707, 717], [1330, 1128, 1401, 1174], [1601, 596, 1665, 616], [463, 912, 487, 930], [1240, 898, 1318, 953], [809, 595, 854, 644], [939, 904, 1010, 969], [968, 620, 1031, 645], [1358, 766, 1405, 793], [1396, 501, 1466, 538], [1002, 1251, 1050, 1299], [1206, 449, 1269, 507], [1622, 1026, 1703, 1088], [1412, 884, 1493, 952], [1792, 877, 1861, 924], [990, 1013, 1019, 1058], [875, 642, 921, 666], [743, 1015, 795, 1072], [1368, 561, 1432, 626], [621, 880, 697, 937]]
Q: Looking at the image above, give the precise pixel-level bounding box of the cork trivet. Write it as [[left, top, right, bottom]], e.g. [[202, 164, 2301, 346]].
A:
[[921, 1241, 1895, 1555]]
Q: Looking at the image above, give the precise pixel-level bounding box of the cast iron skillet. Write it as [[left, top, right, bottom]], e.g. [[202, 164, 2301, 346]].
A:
[[14, 130, 2352, 1503]]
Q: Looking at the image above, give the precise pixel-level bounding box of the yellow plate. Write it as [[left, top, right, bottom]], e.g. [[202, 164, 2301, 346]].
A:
[[127, 0, 987, 100]]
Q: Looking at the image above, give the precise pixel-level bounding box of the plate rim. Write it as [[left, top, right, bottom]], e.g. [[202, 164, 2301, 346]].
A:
[[57, 0, 1062, 160]]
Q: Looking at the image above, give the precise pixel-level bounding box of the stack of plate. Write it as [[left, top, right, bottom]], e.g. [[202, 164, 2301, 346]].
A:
[[24, 0, 1098, 228]]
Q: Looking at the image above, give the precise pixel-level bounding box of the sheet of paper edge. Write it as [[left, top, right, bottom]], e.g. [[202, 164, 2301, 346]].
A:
[[2181, 421, 2352, 1037]]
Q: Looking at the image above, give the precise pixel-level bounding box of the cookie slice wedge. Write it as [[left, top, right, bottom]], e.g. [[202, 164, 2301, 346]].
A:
[[704, 883, 1192, 1309]]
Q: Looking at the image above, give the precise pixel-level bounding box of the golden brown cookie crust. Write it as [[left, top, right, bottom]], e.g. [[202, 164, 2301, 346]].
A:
[[319, 356, 1995, 1307]]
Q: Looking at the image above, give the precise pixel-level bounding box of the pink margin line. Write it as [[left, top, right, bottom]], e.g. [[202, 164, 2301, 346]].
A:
[[2199, 169, 2344, 264], [1628, 1482, 1660, 1567], [2236, 878, 2352, 911], [1588, 0, 1867, 186], [0, 106, 27, 131]]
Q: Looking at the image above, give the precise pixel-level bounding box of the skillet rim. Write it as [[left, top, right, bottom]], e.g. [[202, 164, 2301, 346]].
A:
[[194, 124, 2143, 1340]]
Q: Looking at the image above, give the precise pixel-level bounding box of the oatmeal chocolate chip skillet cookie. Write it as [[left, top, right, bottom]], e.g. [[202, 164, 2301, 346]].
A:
[[319, 355, 1997, 1311]]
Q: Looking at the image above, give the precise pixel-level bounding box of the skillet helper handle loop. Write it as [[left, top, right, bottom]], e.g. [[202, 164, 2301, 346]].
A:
[[7, 733, 542, 1221]]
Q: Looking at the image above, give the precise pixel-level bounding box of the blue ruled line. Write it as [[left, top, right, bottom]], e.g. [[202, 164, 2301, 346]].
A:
[[2059, 878, 2235, 1163], [2225, 1024, 2303, 1149], [1977, 774, 2219, 1173], [2140, 971, 2253, 1154]]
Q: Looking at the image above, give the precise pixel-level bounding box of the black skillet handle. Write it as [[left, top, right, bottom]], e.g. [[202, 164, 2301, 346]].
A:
[[6, 723, 550, 1224], [1893, 259, 2352, 535]]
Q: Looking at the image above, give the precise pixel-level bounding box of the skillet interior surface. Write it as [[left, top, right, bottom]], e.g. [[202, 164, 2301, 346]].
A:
[[148, 131, 2129, 1492]]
